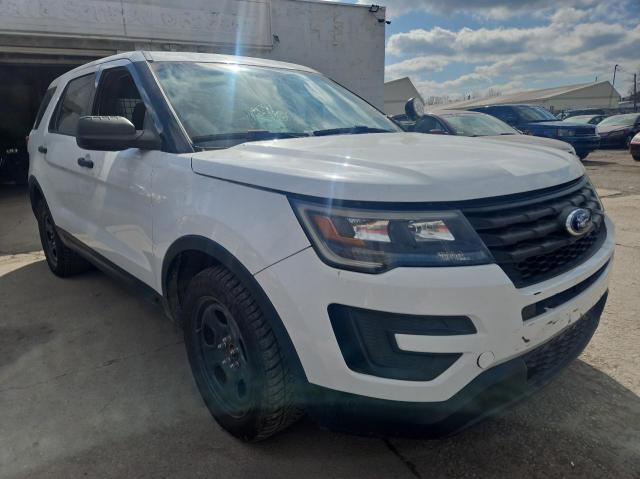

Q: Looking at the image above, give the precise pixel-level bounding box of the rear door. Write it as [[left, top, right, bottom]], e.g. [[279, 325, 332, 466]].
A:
[[40, 71, 97, 235], [75, 60, 156, 285]]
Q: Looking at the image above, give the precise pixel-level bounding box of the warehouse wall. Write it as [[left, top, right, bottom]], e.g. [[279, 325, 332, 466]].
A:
[[265, 0, 386, 109], [0, 0, 387, 107]]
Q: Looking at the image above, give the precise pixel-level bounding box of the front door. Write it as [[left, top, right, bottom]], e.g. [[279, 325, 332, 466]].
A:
[[76, 61, 156, 286]]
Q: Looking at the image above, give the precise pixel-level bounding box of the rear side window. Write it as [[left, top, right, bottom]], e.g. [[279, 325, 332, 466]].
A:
[[491, 107, 518, 124], [50, 74, 96, 136], [33, 87, 56, 130]]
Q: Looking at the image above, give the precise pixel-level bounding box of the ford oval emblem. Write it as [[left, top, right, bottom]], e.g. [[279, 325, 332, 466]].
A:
[[565, 208, 592, 236]]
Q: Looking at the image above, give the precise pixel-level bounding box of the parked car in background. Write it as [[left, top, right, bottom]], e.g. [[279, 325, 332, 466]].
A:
[[414, 110, 577, 156], [596, 113, 640, 148], [630, 132, 640, 161], [565, 114, 607, 125], [468, 104, 600, 159], [28, 51, 614, 441], [0, 133, 29, 185]]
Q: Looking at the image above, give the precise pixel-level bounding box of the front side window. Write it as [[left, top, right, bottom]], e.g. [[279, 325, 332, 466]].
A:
[[151, 62, 398, 148], [51, 74, 96, 136], [96, 68, 146, 129], [443, 114, 517, 136], [415, 116, 446, 133]]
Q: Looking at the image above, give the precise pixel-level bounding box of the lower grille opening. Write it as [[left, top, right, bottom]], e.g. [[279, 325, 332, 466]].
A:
[[328, 304, 475, 381], [522, 259, 610, 321], [522, 292, 606, 385]]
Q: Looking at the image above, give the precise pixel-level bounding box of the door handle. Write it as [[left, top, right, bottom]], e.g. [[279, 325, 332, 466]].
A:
[[38, 145, 47, 154], [77, 157, 94, 169]]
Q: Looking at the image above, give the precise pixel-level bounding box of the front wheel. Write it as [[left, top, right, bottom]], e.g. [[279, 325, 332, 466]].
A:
[[182, 266, 301, 441]]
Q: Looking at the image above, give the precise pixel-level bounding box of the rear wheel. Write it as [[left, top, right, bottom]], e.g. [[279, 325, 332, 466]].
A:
[[183, 265, 301, 441], [36, 200, 91, 277], [577, 151, 589, 160]]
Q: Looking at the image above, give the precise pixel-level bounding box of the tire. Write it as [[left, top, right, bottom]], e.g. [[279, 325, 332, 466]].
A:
[[633, 155, 640, 162], [183, 265, 302, 441], [36, 200, 92, 277], [625, 135, 633, 149], [577, 151, 589, 160]]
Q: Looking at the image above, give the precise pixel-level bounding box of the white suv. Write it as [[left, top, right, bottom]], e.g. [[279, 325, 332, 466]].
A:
[[28, 51, 614, 441]]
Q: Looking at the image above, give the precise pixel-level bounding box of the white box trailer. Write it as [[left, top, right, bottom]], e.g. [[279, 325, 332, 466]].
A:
[[0, 0, 386, 182]]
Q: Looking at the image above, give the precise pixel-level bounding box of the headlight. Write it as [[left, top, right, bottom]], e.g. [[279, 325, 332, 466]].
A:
[[290, 199, 493, 273], [557, 129, 575, 137]]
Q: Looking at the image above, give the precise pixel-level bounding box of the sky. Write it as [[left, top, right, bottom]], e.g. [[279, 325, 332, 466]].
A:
[[327, 0, 640, 101]]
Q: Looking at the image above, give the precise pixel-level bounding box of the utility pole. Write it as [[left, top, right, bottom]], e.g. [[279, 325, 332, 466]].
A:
[[612, 64, 619, 88], [634, 73, 637, 113]]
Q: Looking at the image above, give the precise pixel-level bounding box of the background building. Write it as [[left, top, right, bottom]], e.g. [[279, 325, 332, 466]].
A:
[[0, 0, 386, 164], [383, 77, 424, 115], [443, 81, 621, 114]]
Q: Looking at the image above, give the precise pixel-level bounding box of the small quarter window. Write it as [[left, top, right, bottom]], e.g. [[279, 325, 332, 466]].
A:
[[33, 87, 56, 130]]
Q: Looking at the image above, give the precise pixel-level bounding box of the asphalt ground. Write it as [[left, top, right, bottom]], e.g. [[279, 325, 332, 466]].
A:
[[1, 149, 639, 478]]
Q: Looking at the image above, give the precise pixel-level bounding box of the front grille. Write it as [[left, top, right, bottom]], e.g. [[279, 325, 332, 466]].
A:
[[574, 129, 596, 136], [463, 177, 606, 287]]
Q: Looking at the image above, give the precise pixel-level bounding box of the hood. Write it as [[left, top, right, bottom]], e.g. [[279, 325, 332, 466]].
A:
[[597, 124, 632, 134], [525, 120, 595, 132], [190, 133, 584, 202], [483, 134, 575, 154]]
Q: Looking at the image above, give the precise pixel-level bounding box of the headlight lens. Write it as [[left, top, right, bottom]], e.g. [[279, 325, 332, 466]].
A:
[[557, 129, 575, 137], [291, 199, 493, 273]]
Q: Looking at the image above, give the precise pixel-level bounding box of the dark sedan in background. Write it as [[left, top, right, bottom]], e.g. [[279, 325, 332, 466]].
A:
[[596, 113, 640, 148], [467, 104, 600, 159], [414, 110, 577, 155]]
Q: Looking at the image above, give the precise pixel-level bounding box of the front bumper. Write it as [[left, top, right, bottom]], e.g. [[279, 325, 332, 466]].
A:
[[562, 135, 601, 153], [305, 293, 607, 437], [255, 216, 614, 404], [599, 133, 628, 148]]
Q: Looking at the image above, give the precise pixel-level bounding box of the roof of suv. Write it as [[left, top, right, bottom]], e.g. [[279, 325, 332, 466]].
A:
[[51, 51, 317, 86]]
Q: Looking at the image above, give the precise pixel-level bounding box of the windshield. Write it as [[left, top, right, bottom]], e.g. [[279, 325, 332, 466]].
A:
[[151, 62, 398, 148], [516, 106, 558, 122], [443, 113, 517, 136], [598, 114, 639, 127], [566, 115, 593, 124]]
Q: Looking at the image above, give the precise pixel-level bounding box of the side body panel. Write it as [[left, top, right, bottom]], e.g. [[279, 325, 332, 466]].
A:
[[151, 154, 311, 293]]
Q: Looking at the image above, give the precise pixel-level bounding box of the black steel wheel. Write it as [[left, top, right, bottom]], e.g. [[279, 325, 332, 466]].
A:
[[193, 298, 252, 418], [183, 265, 302, 441]]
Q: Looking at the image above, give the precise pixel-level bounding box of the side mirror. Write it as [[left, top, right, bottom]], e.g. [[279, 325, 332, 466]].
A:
[[76, 116, 161, 151], [405, 97, 425, 121], [428, 129, 448, 135]]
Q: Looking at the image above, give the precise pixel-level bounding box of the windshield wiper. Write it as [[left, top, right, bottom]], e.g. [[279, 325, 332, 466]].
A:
[[312, 126, 395, 137], [192, 130, 310, 145]]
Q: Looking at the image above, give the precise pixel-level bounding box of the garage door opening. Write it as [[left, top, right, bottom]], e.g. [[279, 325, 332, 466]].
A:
[[0, 64, 77, 185]]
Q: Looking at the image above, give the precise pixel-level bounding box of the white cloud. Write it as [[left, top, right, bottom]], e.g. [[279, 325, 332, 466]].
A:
[[384, 3, 640, 99], [385, 56, 450, 80]]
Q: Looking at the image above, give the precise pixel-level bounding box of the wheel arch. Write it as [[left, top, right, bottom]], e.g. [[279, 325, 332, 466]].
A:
[[28, 175, 46, 215], [162, 235, 308, 383]]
